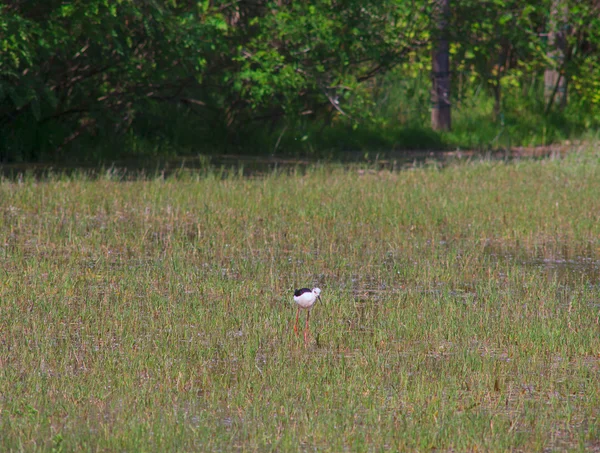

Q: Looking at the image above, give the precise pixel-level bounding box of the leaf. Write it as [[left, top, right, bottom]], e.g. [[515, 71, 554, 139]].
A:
[[498, 13, 512, 26]]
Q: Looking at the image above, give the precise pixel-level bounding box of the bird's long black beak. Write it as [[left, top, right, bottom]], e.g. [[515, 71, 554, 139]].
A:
[[317, 295, 322, 303]]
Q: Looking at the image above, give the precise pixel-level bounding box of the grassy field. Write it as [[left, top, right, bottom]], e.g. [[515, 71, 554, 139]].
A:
[[1, 145, 599, 452]]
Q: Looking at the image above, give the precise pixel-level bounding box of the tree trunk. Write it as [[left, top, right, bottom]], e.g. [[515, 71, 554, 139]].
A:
[[493, 40, 511, 121], [431, 0, 451, 131], [493, 82, 501, 121], [544, 0, 567, 110]]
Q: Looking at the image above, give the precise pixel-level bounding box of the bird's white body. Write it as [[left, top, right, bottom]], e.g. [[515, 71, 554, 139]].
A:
[[292, 287, 322, 344], [293, 287, 321, 309]]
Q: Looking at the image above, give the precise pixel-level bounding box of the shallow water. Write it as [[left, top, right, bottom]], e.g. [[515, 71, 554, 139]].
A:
[[483, 240, 600, 287]]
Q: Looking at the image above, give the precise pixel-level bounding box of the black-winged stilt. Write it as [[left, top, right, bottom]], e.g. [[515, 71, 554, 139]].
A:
[[293, 287, 322, 344]]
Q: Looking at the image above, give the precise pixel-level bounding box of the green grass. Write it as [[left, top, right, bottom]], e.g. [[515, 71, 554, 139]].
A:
[[1, 145, 600, 451]]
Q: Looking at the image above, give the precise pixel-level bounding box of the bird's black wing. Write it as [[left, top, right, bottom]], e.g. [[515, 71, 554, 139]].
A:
[[294, 288, 312, 297]]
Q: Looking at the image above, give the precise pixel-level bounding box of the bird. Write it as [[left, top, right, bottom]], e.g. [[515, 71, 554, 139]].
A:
[[293, 287, 322, 344]]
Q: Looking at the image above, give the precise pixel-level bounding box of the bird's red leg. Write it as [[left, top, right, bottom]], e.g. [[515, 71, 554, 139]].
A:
[[304, 310, 310, 344], [294, 307, 300, 335]]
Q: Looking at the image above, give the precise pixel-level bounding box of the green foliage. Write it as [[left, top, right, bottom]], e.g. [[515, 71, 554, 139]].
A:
[[450, 0, 549, 89], [0, 0, 430, 161], [447, 0, 600, 118], [1, 0, 600, 161], [232, 0, 430, 119], [567, 1, 600, 109], [0, 0, 232, 159]]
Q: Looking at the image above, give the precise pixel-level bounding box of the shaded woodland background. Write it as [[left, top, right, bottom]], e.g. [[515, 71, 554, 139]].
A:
[[1, 0, 599, 163]]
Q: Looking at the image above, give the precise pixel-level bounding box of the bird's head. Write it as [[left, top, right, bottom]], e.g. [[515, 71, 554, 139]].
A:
[[313, 287, 322, 301]]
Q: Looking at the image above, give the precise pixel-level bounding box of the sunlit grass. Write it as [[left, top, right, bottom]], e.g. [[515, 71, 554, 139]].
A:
[[1, 145, 599, 451]]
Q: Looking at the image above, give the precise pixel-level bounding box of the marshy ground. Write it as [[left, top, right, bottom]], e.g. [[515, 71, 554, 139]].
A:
[[0, 145, 599, 451]]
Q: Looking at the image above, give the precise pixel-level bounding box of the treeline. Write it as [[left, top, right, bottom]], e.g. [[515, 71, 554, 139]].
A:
[[1, 0, 599, 162]]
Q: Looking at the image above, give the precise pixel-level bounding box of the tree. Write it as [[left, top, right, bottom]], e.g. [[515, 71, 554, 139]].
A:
[[544, 0, 568, 111], [431, 0, 451, 131]]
